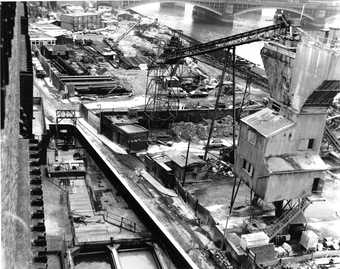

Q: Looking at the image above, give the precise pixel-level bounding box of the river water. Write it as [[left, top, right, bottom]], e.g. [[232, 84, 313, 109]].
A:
[[132, 3, 279, 67], [132, 3, 339, 68]]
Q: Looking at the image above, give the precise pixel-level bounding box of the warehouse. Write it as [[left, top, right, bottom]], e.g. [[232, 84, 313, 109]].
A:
[[60, 12, 101, 31], [101, 115, 149, 152]]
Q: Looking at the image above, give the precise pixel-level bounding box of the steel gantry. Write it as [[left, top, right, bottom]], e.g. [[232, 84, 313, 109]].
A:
[[144, 15, 293, 244]]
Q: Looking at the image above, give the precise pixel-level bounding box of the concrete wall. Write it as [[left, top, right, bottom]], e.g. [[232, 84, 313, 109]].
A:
[[256, 170, 323, 202], [235, 106, 327, 201], [265, 107, 327, 156], [1, 3, 32, 268], [235, 123, 266, 189], [261, 45, 295, 108], [290, 34, 340, 111], [262, 34, 340, 113]]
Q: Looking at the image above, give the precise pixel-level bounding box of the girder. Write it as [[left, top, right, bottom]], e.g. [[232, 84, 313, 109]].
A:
[[161, 21, 289, 63]]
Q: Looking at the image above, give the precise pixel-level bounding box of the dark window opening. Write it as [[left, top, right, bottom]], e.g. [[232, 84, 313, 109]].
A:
[[272, 102, 280, 112], [312, 178, 323, 193], [308, 139, 314, 149], [242, 159, 247, 169]]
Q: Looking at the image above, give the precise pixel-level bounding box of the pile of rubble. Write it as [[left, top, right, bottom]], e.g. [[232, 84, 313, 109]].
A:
[[171, 116, 234, 141]]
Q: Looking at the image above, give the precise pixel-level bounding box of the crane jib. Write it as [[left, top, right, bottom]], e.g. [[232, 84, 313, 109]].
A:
[[162, 22, 289, 63]]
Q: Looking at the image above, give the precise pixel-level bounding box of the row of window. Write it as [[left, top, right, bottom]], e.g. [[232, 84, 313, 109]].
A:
[[31, 40, 55, 46]]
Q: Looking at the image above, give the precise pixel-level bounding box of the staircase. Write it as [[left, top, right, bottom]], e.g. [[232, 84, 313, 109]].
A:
[[324, 126, 340, 152], [263, 198, 310, 240]]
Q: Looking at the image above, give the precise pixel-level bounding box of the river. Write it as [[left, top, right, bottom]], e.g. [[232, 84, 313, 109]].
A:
[[132, 3, 340, 68], [132, 3, 279, 67]]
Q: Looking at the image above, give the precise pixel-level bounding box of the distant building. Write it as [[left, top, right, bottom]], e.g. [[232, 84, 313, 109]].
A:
[[30, 32, 56, 48], [29, 21, 70, 48], [60, 12, 101, 31]]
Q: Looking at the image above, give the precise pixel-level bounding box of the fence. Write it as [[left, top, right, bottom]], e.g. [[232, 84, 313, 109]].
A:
[[173, 178, 225, 246]]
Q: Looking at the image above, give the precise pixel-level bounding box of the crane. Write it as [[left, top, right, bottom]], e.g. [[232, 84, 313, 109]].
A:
[[145, 16, 294, 245], [144, 15, 291, 145]]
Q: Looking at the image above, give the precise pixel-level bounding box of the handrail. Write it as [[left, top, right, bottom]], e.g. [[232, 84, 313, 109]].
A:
[[264, 198, 310, 239], [71, 208, 142, 233]]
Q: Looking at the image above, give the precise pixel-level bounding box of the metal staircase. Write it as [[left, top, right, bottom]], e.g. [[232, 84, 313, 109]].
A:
[[324, 126, 340, 152], [264, 198, 310, 240]]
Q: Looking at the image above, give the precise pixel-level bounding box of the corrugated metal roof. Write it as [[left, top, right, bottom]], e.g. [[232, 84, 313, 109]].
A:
[[117, 124, 148, 134], [305, 80, 340, 106], [265, 153, 328, 174], [241, 108, 295, 138]]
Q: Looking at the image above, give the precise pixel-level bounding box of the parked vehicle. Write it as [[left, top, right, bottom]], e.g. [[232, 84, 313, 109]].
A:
[[189, 89, 209, 98]]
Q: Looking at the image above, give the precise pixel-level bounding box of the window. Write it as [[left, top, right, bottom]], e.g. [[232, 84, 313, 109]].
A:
[[242, 159, 255, 177], [312, 178, 323, 193], [249, 164, 255, 177], [298, 138, 315, 150], [272, 102, 280, 112], [308, 139, 314, 149], [248, 129, 257, 145]]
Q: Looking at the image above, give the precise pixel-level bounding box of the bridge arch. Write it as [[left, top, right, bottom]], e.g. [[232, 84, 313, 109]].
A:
[[121, 0, 222, 16], [234, 7, 314, 21]]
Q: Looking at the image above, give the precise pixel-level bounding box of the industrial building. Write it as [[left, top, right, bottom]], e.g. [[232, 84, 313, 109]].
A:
[[2, 2, 340, 269], [101, 114, 149, 152], [29, 21, 69, 48], [60, 12, 102, 31], [236, 29, 340, 204]]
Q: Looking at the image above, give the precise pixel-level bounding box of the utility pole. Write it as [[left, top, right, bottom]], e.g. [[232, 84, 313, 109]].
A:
[[182, 138, 191, 186], [204, 49, 230, 161], [223, 46, 239, 243]]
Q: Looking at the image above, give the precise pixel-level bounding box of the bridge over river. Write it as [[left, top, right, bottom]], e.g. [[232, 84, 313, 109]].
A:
[[104, 0, 340, 24]]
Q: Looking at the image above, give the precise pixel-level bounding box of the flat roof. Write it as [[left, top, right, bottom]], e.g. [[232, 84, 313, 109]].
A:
[[30, 22, 70, 37], [241, 108, 295, 138], [265, 153, 328, 174], [170, 153, 206, 168], [116, 124, 148, 134], [61, 12, 99, 17], [150, 154, 173, 172]]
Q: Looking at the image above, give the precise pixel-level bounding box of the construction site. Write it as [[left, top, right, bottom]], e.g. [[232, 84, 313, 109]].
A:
[[1, 2, 340, 269]]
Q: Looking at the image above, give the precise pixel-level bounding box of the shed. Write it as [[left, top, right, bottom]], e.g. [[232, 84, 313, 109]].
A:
[[144, 153, 175, 188], [112, 123, 149, 152], [169, 153, 207, 182]]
